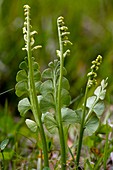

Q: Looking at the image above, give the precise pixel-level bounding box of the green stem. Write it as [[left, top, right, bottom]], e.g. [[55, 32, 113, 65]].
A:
[[1, 151, 4, 170], [68, 146, 76, 164], [94, 156, 103, 170], [76, 84, 89, 169], [57, 21, 66, 170], [26, 11, 49, 167], [103, 122, 109, 170]]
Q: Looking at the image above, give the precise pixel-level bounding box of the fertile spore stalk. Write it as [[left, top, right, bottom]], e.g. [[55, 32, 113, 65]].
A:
[[57, 16, 72, 170], [22, 5, 49, 167]]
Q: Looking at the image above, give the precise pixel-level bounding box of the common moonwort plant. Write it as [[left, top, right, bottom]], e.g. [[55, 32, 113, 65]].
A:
[[75, 55, 108, 169], [38, 16, 72, 169], [15, 4, 108, 170], [15, 5, 49, 168]]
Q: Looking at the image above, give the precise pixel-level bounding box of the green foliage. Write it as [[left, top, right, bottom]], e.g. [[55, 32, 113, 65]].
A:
[[0, 149, 14, 160], [40, 59, 71, 114], [43, 167, 50, 170], [62, 107, 76, 125], [18, 98, 31, 116], [0, 139, 9, 151], [84, 122, 112, 170], [73, 78, 108, 139], [15, 57, 41, 98], [25, 119, 37, 132], [42, 112, 58, 134], [85, 78, 108, 120], [85, 114, 99, 136], [0, 138, 9, 170]]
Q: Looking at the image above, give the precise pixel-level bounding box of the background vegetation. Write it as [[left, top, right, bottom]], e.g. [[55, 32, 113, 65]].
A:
[[0, 0, 113, 168], [1, 0, 113, 108]]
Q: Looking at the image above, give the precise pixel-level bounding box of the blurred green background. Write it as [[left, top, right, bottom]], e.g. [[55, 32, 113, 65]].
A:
[[0, 0, 113, 113]]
